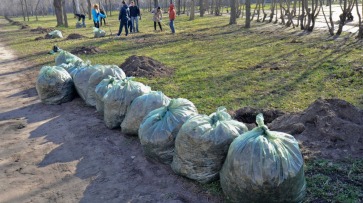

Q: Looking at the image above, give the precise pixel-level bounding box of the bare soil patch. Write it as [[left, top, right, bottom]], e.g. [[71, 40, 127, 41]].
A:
[[120, 55, 174, 78], [66, 33, 88, 40], [21, 24, 30, 29], [30, 26, 55, 34], [70, 46, 106, 55], [269, 98, 363, 160], [11, 21, 23, 26]]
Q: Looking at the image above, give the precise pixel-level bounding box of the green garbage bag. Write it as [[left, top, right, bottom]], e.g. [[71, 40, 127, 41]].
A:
[[95, 76, 119, 116], [139, 98, 198, 165], [36, 66, 75, 105], [73, 60, 102, 102], [121, 91, 171, 135], [55, 50, 83, 66], [171, 107, 248, 184], [103, 77, 151, 129], [48, 30, 63, 38], [86, 65, 126, 107], [93, 27, 106, 38], [76, 22, 83, 28], [220, 113, 306, 203]]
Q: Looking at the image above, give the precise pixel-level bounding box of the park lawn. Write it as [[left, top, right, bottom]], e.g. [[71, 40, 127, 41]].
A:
[[2, 12, 363, 203]]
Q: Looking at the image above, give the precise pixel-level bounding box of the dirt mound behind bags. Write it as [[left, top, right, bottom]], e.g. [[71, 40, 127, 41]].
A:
[[12, 21, 23, 26], [30, 26, 55, 34], [269, 98, 363, 160], [229, 107, 284, 129], [120, 55, 174, 78], [35, 34, 53, 41], [66, 33, 87, 40], [70, 46, 106, 55]]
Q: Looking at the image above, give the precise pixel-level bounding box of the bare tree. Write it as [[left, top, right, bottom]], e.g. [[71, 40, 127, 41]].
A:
[[321, 0, 334, 35], [154, 0, 158, 7], [20, 0, 26, 21], [200, 0, 204, 16], [230, 0, 237, 24], [356, 0, 363, 38], [62, 0, 68, 27], [87, 0, 91, 19], [35, 0, 41, 20], [25, 0, 30, 21], [190, 0, 195, 19], [245, 0, 250, 27], [178, 0, 181, 15], [336, 0, 354, 34], [54, 0, 63, 26]]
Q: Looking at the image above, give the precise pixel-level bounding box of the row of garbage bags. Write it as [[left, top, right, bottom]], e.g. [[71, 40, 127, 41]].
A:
[[45, 28, 105, 39], [35, 50, 306, 203]]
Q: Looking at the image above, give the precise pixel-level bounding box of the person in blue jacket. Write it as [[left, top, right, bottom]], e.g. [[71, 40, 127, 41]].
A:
[[116, 1, 130, 37], [92, 4, 106, 28]]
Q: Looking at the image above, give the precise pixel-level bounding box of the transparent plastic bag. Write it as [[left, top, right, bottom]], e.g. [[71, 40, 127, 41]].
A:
[[171, 107, 248, 183], [95, 76, 119, 115], [220, 113, 306, 203], [121, 91, 171, 135], [76, 22, 83, 28], [86, 65, 126, 107], [48, 30, 63, 38], [139, 98, 198, 164], [93, 27, 106, 38], [103, 77, 151, 129], [36, 66, 74, 105], [55, 50, 83, 66]]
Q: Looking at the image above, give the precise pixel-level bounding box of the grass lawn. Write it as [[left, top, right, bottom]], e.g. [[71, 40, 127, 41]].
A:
[[1, 12, 362, 202]]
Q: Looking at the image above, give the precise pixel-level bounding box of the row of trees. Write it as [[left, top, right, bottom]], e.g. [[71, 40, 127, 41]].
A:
[[1, 0, 362, 36]]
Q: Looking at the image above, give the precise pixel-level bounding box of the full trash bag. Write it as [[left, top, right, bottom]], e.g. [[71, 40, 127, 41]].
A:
[[95, 76, 119, 115], [93, 27, 106, 38], [48, 30, 63, 38], [76, 22, 83, 28], [171, 107, 248, 184], [73, 60, 101, 102], [220, 113, 306, 203], [86, 65, 126, 107], [36, 66, 75, 105], [139, 98, 198, 165], [103, 77, 151, 129], [121, 91, 171, 135], [55, 50, 83, 66]]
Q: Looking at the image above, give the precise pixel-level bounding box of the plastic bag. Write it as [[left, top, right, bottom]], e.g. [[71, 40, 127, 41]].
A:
[[93, 27, 106, 38], [73, 60, 102, 102], [86, 65, 126, 107], [121, 91, 171, 135], [95, 76, 119, 115], [76, 22, 83, 28], [48, 30, 63, 38], [220, 113, 306, 203], [139, 98, 198, 164], [103, 77, 151, 129], [36, 66, 74, 105], [55, 50, 83, 66], [171, 107, 248, 183]]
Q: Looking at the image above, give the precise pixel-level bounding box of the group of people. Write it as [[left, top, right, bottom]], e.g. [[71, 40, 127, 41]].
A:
[[74, 2, 176, 37]]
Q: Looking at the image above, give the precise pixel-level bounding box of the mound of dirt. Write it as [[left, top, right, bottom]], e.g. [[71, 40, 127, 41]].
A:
[[34, 36, 44, 41], [269, 98, 363, 160], [30, 26, 54, 34], [21, 24, 30, 29], [66, 33, 87, 40], [70, 46, 105, 55], [120, 55, 174, 78], [229, 107, 285, 129], [12, 21, 23, 26]]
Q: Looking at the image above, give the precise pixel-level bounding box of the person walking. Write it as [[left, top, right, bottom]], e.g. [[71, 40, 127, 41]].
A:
[[152, 7, 163, 31], [92, 4, 106, 28], [169, 4, 176, 34], [117, 1, 130, 37], [74, 13, 86, 27], [129, 1, 140, 33], [100, 8, 106, 26]]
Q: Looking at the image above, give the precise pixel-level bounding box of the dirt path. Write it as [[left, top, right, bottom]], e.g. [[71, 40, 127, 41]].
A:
[[0, 19, 223, 203]]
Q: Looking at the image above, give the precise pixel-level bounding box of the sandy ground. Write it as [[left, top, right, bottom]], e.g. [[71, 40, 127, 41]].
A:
[[0, 19, 223, 203]]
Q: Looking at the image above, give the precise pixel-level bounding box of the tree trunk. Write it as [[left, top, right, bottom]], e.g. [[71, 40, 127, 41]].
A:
[[178, 0, 181, 15], [29, 0, 34, 16], [25, 0, 30, 21], [20, 0, 26, 21], [54, 0, 63, 26], [154, 0, 158, 7], [200, 0, 204, 16], [109, 0, 112, 16], [35, 0, 41, 21], [184, 0, 186, 13], [245, 0, 250, 27], [62, 0, 68, 27], [230, 0, 237, 24], [87, 0, 92, 19], [41, 0, 44, 16], [190, 0, 195, 19]]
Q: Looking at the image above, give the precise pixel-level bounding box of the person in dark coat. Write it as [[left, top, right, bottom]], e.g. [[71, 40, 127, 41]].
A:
[[100, 8, 106, 26], [129, 1, 140, 33], [74, 13, 86, 27], [117, 1, 130, 37]]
